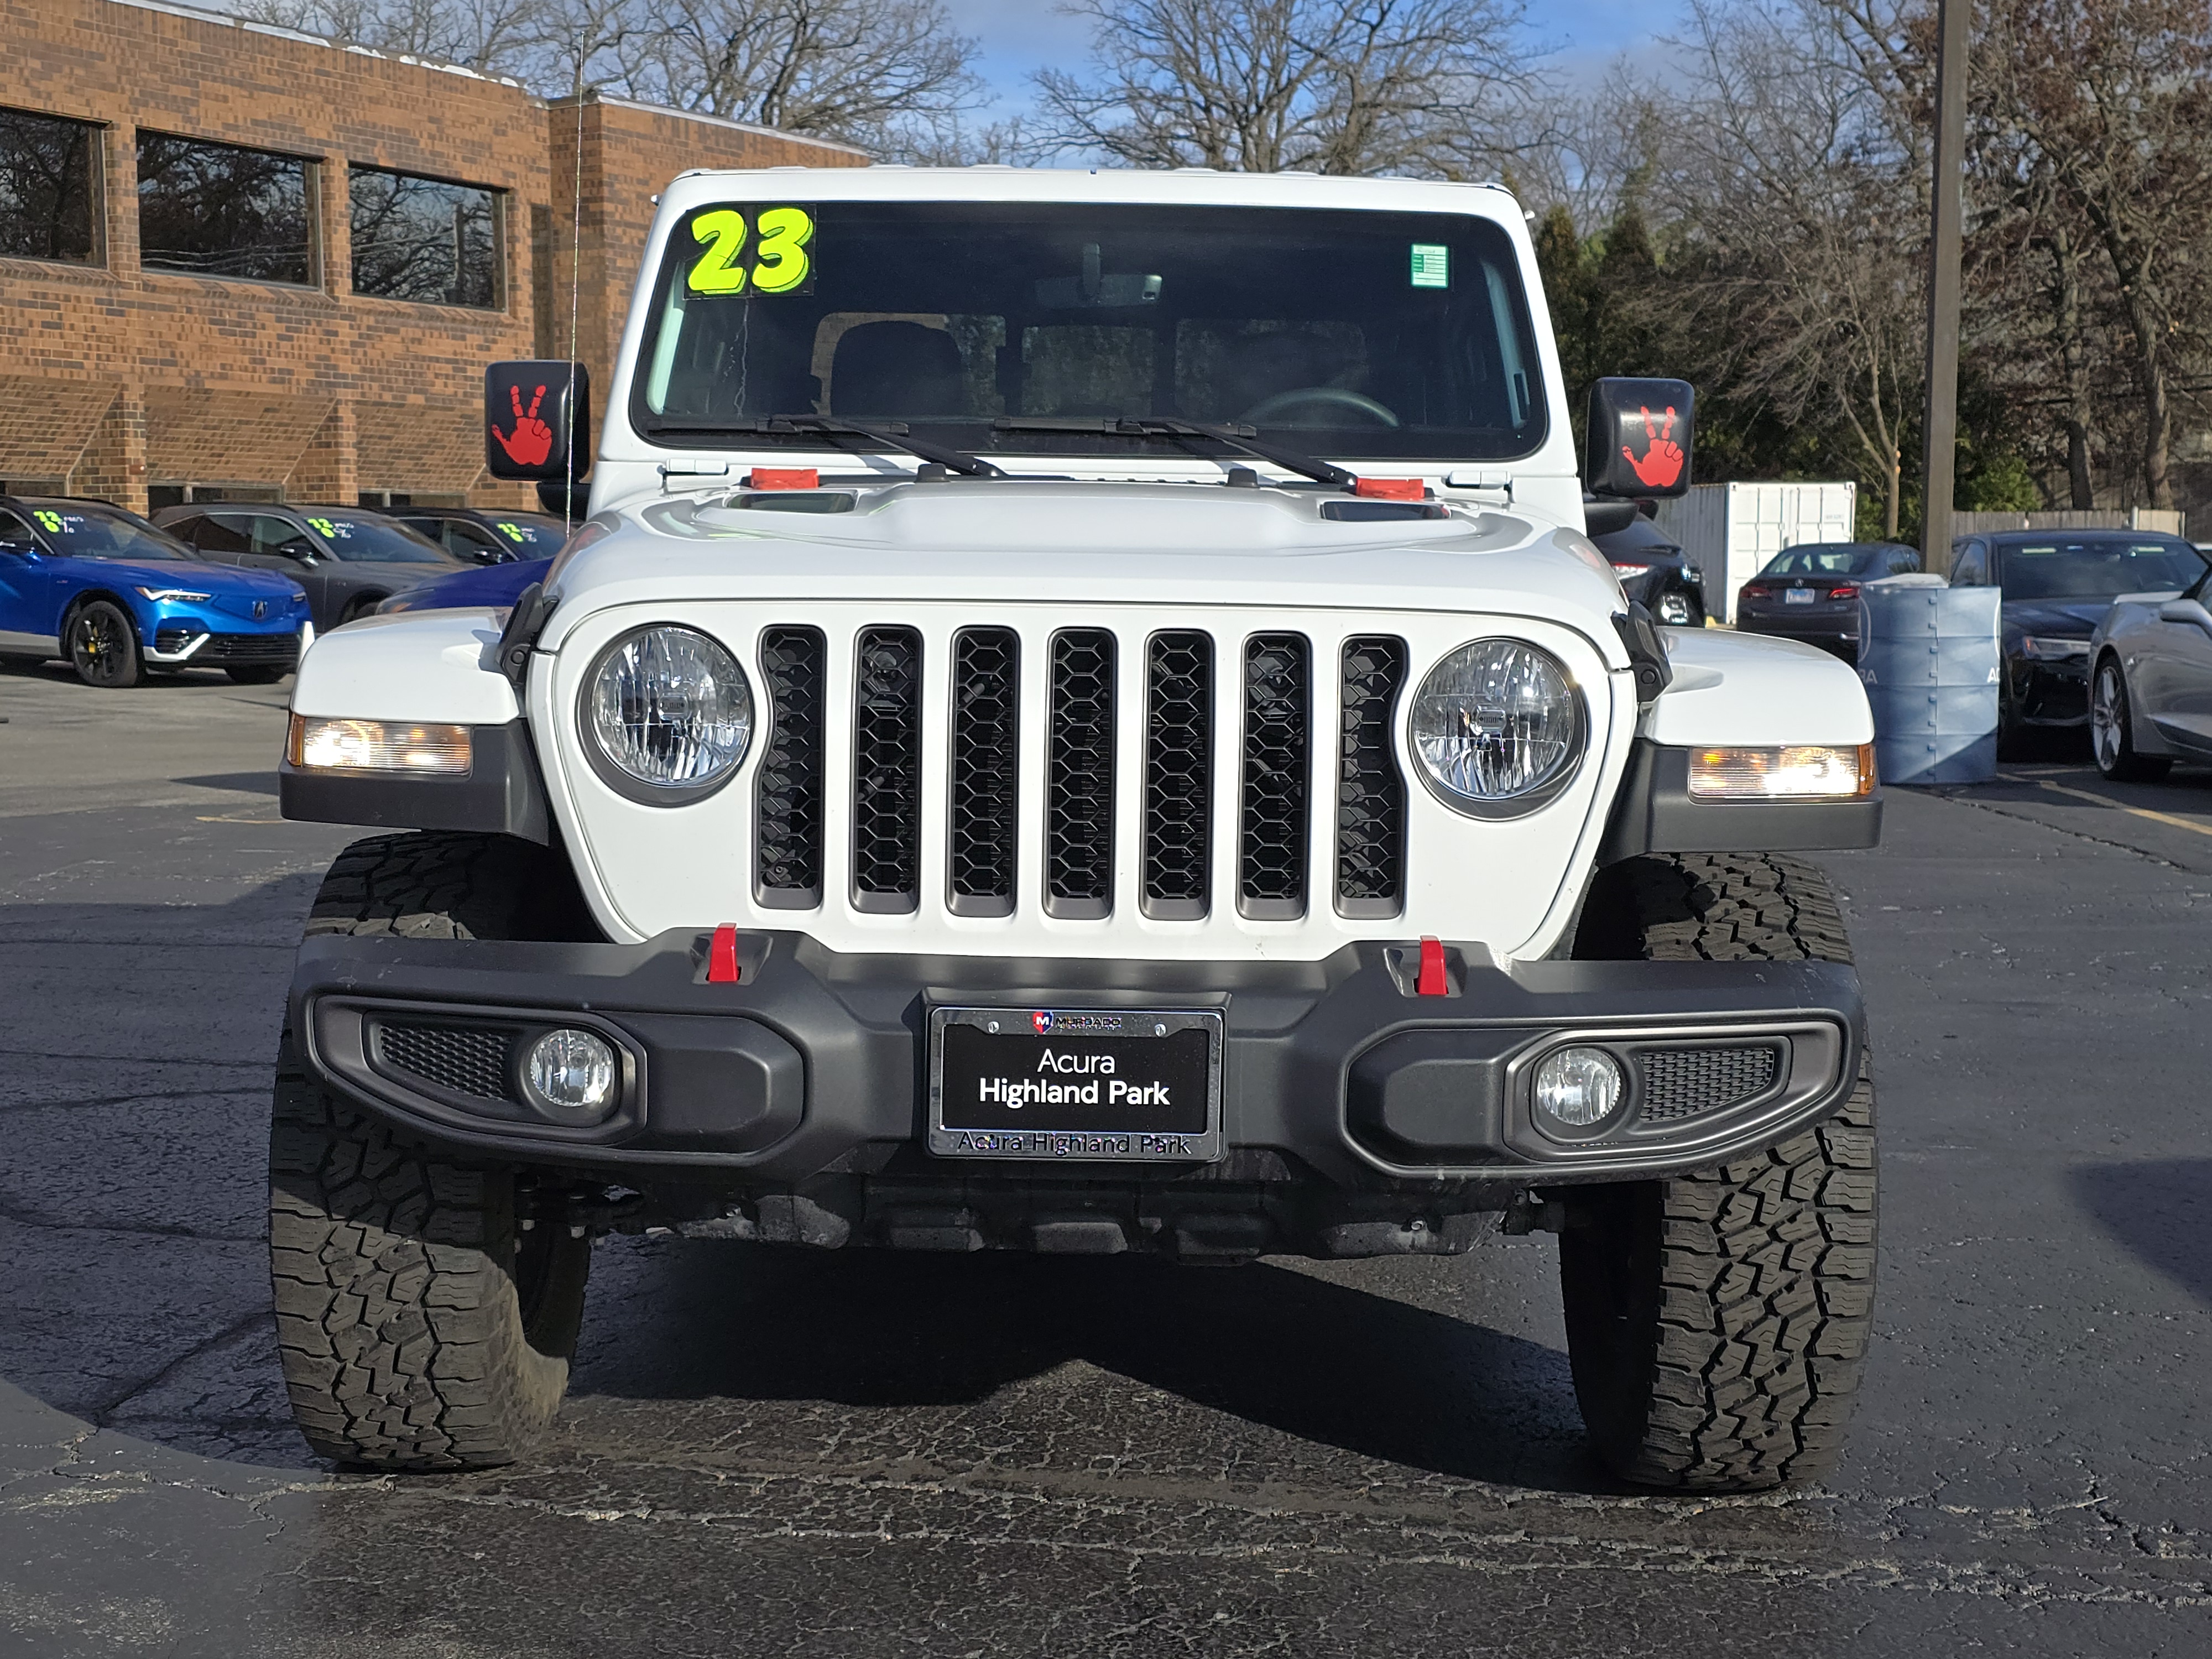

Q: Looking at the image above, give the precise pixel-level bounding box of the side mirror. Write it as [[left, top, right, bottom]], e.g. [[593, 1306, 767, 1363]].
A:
[[2158, 598, 2212, 632], [1585, 378, 1695, 499], [486, 361, 592, 482], [0, 538, 35, 559]]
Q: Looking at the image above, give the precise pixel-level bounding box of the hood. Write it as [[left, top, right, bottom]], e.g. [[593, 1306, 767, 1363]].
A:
[[2001, 598, 2111, 635], [542, 479, 1631, 660]]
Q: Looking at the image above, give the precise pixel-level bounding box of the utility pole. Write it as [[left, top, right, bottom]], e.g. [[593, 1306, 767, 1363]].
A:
[[1920, 0, 1968, 576]]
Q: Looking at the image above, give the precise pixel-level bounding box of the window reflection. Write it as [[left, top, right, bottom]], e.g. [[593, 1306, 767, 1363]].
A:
[[137, 132, 312, 285], [349, 167, 499, 308]]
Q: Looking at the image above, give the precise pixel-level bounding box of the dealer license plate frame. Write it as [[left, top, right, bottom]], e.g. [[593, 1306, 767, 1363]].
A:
[[926, 1005, 1225, 1163]]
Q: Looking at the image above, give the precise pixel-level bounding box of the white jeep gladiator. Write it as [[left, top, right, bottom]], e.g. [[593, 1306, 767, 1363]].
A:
[[269, 167, 1880, 1490]]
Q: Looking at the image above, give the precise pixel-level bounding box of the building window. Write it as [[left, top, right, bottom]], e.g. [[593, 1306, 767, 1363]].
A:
[[137, 133, 315, 285], [0, 107, 101, 264], [349, 167, 500, 308]]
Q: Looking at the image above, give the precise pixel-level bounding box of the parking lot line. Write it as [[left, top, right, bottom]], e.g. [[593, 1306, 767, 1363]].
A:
[[2038, 778, 2212, 837]]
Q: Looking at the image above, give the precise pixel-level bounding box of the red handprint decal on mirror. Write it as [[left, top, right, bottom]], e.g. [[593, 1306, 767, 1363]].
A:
[[493, 384, 555, 468], [1621, 405, 1685, 489]]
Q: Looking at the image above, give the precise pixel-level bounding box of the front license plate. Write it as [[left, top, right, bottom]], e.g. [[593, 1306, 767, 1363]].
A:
[[927, 1006, 1224, 1162], [1785, 587, 1815, 604]]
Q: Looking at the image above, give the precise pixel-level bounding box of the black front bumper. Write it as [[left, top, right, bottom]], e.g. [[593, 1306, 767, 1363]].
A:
[[293, 932, 1864, 1201], [2011, 658, 2091, 726]]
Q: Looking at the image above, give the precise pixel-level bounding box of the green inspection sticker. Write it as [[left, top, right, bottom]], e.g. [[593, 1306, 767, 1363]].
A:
[[1410, 243, 1449, 288]]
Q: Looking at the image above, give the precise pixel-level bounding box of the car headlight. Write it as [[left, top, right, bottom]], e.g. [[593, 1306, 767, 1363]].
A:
[[136, 586, 212, 602], [2020, 635, 2091, 661], [1409, 639, 1584, 816], [1608, 562, 1651, 578], [581, 624, 752, 802]]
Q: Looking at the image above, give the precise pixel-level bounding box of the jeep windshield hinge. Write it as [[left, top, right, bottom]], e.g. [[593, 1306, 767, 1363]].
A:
[[1613, 602, 1673, 707], [495, 581, 556, 691]]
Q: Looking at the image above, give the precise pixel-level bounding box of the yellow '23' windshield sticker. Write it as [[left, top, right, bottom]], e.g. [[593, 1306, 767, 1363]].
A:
[[685, 206, 815, 298]]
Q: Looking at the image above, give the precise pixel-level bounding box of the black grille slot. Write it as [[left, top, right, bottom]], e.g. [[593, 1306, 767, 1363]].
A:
[[755, 626, 826, 906], [1143, 630, 1214, 919], [1337, 637, 1407, 917], [852, 626, 924, 911], [1046, 629, 1116, 917], [375, 1022, 511, 1102], [1637, 1046, 1781, 1124], [948, 627, 1019, 915], [1240, 633, 1310, 919]]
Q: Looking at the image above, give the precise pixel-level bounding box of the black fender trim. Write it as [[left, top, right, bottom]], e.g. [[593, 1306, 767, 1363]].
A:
[[1599, 740, 1883, 865], [279, 718, 550, 843]]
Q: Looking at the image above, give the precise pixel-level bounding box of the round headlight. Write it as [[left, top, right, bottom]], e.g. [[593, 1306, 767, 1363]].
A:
[[1409, 639, 1583, 815], [582, 625, 752, 801]]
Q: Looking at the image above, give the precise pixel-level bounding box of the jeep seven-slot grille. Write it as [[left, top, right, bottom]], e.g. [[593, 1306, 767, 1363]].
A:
[[1047, 629, 1117, 917], [1336, 637, 1408, 916], [1240, 633, 1310, 918], [852, 626, 923, 911], [1143, 631, 1214, 918], [757, 625, 827, 904], [948, 627, 1019, 914], [751, 624, 1413, 921]]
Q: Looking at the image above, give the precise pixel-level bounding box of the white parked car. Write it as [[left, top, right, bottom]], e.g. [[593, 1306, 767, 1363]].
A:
[[270, 168, 1881, 1490]]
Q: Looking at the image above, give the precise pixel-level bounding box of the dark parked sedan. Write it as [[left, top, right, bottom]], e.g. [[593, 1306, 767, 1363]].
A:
[[1949, 528, 2208, 755], [1734, 540, 1922, 659], [153, 503, 462, 633], [1590, 509, 1707, 626], [389, 506, 570, 566]]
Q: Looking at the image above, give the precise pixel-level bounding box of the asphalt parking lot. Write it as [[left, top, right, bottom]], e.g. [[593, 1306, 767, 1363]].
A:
[[3, 658, 2210, 1657]]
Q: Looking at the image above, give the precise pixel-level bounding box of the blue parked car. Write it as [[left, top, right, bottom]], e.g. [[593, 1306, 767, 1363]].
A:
[[0, 496, 311, 687], [376, 555, 551, 615]]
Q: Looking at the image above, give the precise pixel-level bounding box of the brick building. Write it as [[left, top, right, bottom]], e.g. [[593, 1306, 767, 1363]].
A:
[[0, 0, 867, 513]]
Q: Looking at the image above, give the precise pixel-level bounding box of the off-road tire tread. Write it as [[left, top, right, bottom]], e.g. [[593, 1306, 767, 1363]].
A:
[[1565, 853, 1875, 1493], [271, 831, 587, 1469]]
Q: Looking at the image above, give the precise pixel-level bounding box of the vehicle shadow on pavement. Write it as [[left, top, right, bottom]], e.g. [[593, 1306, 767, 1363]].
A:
[[2070, 1160, 2212, 1306], [568, 1240, 1605, 1492]]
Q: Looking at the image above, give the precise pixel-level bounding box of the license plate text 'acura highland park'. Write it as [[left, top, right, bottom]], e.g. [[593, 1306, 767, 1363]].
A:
[[927, 1007, 1226, 1162]]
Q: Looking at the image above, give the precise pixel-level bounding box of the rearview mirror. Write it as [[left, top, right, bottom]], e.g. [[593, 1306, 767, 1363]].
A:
[[486, 361, 592, 482], [1585, 378, 1695, 499]]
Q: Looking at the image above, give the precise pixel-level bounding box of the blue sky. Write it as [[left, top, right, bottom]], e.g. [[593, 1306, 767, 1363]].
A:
[[948, 0, 1677, 125]]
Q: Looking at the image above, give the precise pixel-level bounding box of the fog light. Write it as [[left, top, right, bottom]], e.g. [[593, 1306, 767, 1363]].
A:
[[518, 1029, 618, 1125], [1533, 1046, 1624, 1131]]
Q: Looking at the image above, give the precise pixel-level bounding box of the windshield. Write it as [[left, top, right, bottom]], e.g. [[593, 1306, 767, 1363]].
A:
[[1995, 537, 2205, 600], [22, 503, 199, 562], [479, 515, 566, 554], [305, 514, 451, 564], [1766, 544, 1893, 577], [633, 201, 1546, 463]]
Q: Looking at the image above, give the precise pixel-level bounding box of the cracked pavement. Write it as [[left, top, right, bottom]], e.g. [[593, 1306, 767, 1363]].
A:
[[2, 663, 2209, 1656]]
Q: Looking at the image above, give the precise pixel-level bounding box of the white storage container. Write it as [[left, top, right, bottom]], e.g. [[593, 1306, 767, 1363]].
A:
[[1652, 482, 1859, 623]]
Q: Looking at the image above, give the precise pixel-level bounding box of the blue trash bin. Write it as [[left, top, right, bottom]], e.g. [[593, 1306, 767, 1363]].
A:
[[1858, 577, 2001, 785]]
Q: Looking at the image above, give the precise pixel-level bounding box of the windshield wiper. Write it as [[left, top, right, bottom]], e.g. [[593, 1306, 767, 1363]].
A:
[[992, 415, 1358, 493], [644, 413, 1003, 478]]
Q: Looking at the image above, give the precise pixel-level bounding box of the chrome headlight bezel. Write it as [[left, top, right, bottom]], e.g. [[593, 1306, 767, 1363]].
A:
[[1407, 638, 1588, 820], [577, 623, 753, 806]]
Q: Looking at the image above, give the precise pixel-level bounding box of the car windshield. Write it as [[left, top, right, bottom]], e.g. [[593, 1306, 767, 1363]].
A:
[[1765, 544, 1892, 577], [305, 514, 450, 563], [633, 200, 1546, 463], [1995, 537, 2205, 600], [22, 503, 199, 562]]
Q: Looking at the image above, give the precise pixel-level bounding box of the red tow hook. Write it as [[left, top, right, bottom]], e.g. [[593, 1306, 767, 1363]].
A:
[[707, 923, 742, 983], [1416, 936, 1450, 997]]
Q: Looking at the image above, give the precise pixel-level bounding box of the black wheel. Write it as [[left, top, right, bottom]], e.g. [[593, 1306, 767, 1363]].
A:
[[2091, 655, 2169, 782], [66, 600, 142, 688], [1563, 854, 1876, 1491], [226, 666, 286, 685], [268, 832, 598, 1470]]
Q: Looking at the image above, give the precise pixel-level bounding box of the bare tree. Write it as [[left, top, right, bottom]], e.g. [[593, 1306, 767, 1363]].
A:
[[229, 0, 550, 76], [1029, 0, 1528, 175]]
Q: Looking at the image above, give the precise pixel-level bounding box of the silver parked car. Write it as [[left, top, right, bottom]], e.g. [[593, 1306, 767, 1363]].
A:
[[2087, 562, 2212, 780]]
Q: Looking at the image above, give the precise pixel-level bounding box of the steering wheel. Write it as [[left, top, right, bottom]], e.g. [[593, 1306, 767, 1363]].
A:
[[1238, 387, 1401, 427]]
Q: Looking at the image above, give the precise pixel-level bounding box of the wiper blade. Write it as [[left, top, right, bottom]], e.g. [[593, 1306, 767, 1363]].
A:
[[646, 413, 1003, 478], [991, 415, 1355, 492]]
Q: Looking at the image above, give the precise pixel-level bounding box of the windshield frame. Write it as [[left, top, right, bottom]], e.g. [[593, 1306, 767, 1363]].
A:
[[625, 196, 1551, 467]]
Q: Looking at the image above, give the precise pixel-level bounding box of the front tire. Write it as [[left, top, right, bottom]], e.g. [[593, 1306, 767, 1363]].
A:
[[2091, 656, 2169, 782], [67, 601, 142, 688], [1562, 854, 1876, 1491], [268, 831, 596, 1469]]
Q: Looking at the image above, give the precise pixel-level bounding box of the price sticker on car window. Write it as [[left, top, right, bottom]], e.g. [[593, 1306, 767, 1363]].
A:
[[685, 205, 816, 298]]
